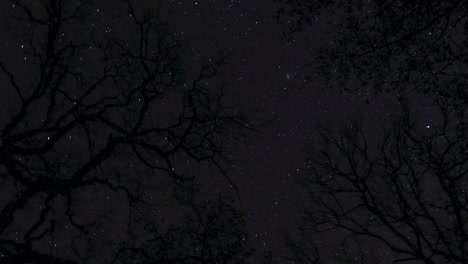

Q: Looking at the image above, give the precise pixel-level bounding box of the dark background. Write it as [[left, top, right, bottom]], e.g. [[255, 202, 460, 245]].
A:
[[0, 0, 454, 263], [158, 0, 426, 251]]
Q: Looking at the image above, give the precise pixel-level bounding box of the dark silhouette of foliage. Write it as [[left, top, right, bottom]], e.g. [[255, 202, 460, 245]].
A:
[[276, 0, 467, 107], [0, 0, 256, 262], [111, 194, 252, 264]]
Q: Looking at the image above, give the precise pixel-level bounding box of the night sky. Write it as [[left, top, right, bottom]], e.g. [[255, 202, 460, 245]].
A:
[[160, 0, 339, 250], [157, 0, 406, 251], [1, 0, 464, 263]]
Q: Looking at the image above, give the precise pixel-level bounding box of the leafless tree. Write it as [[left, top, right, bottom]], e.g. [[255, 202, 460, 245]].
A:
[[0, 0, 256, 262], [293, 102, 467, 263]]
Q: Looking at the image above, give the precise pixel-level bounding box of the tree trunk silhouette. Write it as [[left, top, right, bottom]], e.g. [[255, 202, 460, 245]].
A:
[[0, 0, 256, 262]]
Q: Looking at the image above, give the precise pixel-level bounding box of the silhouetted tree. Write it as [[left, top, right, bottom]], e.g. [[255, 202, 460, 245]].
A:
[[293, 102, 467, 263], [111, 193, 252, 264], [0, 0, 256, 262], [276, 0, 467, 107], [276, 2, 467, 262]]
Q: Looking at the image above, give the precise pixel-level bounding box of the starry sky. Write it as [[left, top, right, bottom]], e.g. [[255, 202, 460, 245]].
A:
[[157, 0, 403, 251], [156, 0, 445, 255], [0, 0, 443, 261], [160, 0, 333, 250]]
